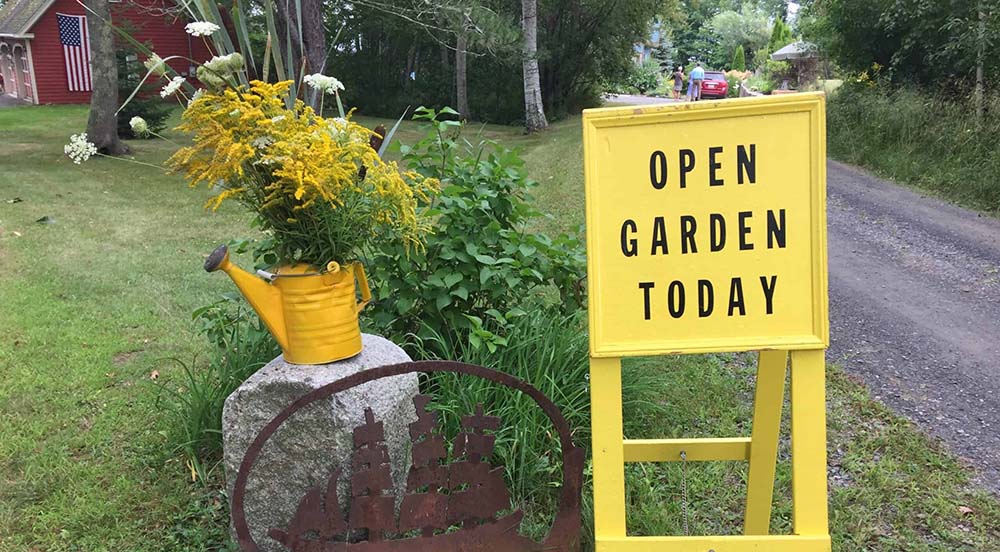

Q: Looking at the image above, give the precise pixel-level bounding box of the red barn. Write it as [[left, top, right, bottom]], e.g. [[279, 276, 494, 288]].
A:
[[0, 0, 212, 105]]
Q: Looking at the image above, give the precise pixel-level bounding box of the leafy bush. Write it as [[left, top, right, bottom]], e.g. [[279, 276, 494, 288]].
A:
[[828, 84, 1000, 213], [368, 107, 586, 356], [629, 59, 662, 95], [159, 293, 279, 481]]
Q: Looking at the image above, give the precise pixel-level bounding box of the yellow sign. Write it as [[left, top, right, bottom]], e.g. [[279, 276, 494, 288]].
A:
[[584, 94, 832, 552], [583, 93, 829, 357]]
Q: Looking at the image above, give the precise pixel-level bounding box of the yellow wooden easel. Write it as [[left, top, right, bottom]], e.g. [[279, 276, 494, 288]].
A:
[[582, 94, 831, 551]]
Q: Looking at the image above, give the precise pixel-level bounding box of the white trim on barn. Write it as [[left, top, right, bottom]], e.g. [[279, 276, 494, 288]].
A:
[[24, 37, 37, 104]]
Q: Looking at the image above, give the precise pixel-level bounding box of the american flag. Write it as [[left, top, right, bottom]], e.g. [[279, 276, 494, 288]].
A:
[[57, 13, 92, 92]]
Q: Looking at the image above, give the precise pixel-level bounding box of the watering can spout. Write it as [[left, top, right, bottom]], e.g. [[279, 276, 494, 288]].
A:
[[204, 245, 289, 351]]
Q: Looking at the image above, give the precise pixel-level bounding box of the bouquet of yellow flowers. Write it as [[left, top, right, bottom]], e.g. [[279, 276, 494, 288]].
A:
[[170, 80, 437, 267]]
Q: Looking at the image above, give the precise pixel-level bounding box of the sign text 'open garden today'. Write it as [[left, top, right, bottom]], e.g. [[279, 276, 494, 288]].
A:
[[583, 95, 829, 357]]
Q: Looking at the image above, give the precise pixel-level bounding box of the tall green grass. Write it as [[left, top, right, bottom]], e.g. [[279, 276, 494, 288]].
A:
[[401, 308, 673, 544], [828, 85, 1000, 213], [158, 294, 280, 482]]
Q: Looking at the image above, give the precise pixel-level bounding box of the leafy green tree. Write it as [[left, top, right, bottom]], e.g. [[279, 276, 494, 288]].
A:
[[708, 3, 770, 68], [767, 18, 793, 53], [732, 44, 747, 70]]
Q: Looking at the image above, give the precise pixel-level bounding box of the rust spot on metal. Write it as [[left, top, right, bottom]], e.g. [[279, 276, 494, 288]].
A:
[[232, 361, 583, 552]]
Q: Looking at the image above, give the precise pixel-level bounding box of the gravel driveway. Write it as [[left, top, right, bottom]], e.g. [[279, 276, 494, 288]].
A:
[[827, 160, 1000, 494]]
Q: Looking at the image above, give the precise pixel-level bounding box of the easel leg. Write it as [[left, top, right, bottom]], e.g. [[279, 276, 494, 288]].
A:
[[743, 350, 788, 535], [790, 349, 829, 536], [590, 356, 626, 546]]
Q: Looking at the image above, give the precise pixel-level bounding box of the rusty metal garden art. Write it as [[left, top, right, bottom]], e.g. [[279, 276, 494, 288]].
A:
[[231, 361, 584, 552]]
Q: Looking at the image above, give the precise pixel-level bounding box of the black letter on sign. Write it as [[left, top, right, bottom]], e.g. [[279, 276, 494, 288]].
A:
[[679, 149, 695, 189], [760, 275, 777, 314], [709, 146, 724, 186], [728, 277, 746, 316], [621, 219, 638, 257], [638, 282, 655, 320], [698, 279, 714, 317], [680, 215, 698, 254], [737, 144, 756, 184], [649, 150, 667, 189], [738, 211, 754, 251], [651, 216, 669, 255], [668, 280, 685, 318], [710, 213, 726, 252], [767, 209, 786, 249]]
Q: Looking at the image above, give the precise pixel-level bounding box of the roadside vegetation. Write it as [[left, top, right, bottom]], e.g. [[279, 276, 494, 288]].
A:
[[4, 104, 1000, 551]]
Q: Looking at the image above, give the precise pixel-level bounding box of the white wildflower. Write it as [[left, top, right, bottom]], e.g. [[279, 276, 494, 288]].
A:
[[129, 116, 149, 136], [251, 136, 274, 150], [185, 21, 220, 37], [143, 53, 166, 76], [303, 73, 344, 95], [160, 76, 186, 98], [64, 133, 97, 165], [187, 88, 205, 106]]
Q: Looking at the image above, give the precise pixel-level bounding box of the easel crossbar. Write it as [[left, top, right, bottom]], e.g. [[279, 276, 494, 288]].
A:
[[623, 438, 751, 462], [595, 535, 831, 552]]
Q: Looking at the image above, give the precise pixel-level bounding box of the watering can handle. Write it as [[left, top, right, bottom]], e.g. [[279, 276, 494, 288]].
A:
[[355, 263, 371, 311]]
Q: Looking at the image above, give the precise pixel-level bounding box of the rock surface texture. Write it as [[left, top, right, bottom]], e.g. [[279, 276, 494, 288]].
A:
[[223, 334, 418, 551]]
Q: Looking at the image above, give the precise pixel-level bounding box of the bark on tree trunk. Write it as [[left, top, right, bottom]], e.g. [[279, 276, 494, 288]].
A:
[[275, 0, 326, 111], [85, 0, 128, 155], [455, 33, 470, 118], [521, 0, 547, 132], [975, 1, 985, 126]]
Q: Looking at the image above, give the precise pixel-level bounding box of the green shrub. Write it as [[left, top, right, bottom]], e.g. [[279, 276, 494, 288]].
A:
[[368, 107, 586, 356], [158, 293, 280, 482], [629, 59, 662, 95], [828, 84, 1000, 213], [731, 45, 746, 71]]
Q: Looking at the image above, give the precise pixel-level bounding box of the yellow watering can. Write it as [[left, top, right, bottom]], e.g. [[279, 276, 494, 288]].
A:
[[204, 244, 371, 365]]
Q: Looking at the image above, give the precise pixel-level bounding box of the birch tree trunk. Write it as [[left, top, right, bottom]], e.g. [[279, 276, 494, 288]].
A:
[[85, 0, 128, 155], [521, 0, 547, 132], [455, 33, 470, 118]]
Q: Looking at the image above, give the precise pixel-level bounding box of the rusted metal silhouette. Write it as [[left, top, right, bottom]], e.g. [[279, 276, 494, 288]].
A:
[[232, 361, 584, 552]]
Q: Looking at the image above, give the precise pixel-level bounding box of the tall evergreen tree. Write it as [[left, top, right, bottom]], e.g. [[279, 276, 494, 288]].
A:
[[732, 44, 746, 70]]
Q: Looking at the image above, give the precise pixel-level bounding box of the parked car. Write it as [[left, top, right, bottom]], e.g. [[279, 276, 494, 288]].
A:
[[700, 71, 729, 99]]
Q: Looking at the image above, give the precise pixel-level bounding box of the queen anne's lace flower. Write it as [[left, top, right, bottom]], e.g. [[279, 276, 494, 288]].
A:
[[187, 88, 205, 106], [160, 76, 186, 98], [64, 133, 97, 164], [144, 54, 166, 76], [185, 21, 220, 37], [303, 73, 345, 94], [129, 116, 149, 136]]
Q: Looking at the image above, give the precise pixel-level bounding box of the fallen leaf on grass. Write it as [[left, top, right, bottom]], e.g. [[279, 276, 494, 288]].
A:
[[958, 505, 975, 515], [5, 197, 22, 204], [11, 231, 21, 237], [149, 370, 159, 380], [35, 215, 55, 224]]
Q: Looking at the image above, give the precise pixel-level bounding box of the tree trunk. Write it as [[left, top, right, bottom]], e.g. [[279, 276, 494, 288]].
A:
[[975, 0, 985, 126], [85, 0, 128, 155], [275, 0, 326, 111], [455, 33, 470, 118], [521, 0, 547, 132]]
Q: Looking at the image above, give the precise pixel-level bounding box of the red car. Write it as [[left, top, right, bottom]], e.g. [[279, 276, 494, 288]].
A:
[[699, 71, 729, 99]]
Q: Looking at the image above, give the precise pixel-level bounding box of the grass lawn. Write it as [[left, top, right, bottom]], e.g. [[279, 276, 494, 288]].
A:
[[2, 105, 999, 551]]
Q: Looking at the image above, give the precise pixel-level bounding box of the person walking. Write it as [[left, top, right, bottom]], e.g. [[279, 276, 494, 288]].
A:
[[688, 62, 705, 101], [672, 66, 685, 100]]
